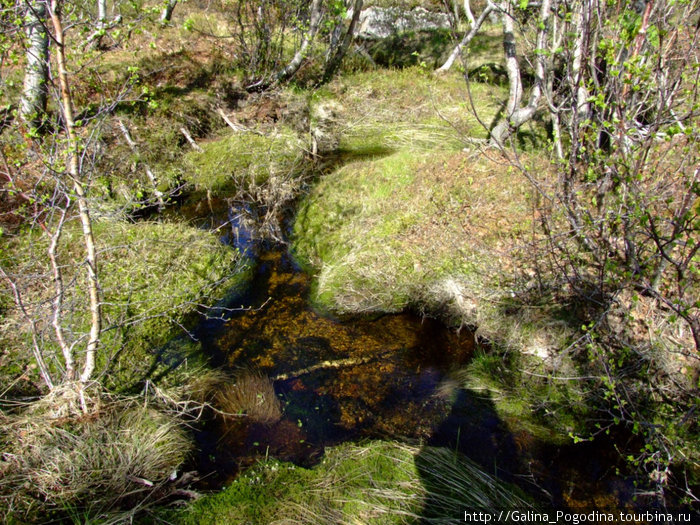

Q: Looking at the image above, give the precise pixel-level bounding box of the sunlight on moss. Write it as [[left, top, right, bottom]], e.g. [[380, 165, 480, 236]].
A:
[[182, 129, 307, 195], [168, 440, 530, 524]]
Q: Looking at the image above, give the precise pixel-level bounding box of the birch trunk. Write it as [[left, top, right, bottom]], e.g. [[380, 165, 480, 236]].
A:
[[463, 0, 476, 26], [490, 0, 551, 146], [161, 0, 178, 23], [437, 2, 494, 73], [276, 0, 323, 82], [19, 1, 49, 129], [48, 0, 102, 385], [323, 0, 363, 83], [571, 0, 593, 122], [97, 0, 106, 23]]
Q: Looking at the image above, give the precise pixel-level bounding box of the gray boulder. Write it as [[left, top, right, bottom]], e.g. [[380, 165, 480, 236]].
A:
[[352, 6, 451, 39]]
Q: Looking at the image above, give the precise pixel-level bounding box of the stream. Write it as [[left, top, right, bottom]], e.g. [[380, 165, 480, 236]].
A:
[[172, 187, 635, 511]]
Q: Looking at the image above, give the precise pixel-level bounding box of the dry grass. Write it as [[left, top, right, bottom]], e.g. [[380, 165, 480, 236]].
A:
[[0, 387, 191, 521], [215, 370, 283, 424]]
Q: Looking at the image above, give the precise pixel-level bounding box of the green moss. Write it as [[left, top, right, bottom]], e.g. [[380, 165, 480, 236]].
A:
[[309, 67, 506, 156], [293, 149, 528, 315], [181, 129, 307, 196], [459, 348, 588, 443], [1, 220, 250, 392], [164, 440, 529, 524], [164, 441, 417, 524]]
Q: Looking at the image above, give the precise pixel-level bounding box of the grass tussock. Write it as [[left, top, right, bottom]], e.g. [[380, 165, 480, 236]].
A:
[[215, 370, 282, 424], [0, 387, 191, 521], [169, 440, 530, 524], [311, 67, 507, 155], [182, 129, 308, 196]]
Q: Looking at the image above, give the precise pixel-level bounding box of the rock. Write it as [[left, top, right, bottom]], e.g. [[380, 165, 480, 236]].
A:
[[351, 6, 451, 40]]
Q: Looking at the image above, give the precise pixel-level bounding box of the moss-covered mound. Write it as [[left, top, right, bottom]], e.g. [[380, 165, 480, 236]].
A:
[[310, 67, 506, 155], [1, 220, 249, 392], [182, 129, 307, 196], [168, 440, 530, 524], [294, 149, 568, 352]]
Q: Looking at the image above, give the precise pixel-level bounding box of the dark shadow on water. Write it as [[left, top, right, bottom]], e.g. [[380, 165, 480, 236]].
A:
[[415, 384, 642, 518], [165, 200, 644, 512], [427, 388, 522, 484]]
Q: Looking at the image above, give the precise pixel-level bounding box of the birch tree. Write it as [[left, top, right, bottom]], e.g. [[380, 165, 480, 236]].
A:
[[489, 0, 552, 146], [322, 0, 363, 83], [437, 0, 495, 73], [161, 0, 177, 23], [482, 0, 700, 498], [3, 0, 103, 395], [19, 0, 48, 131], [48, 0, 102, 386]]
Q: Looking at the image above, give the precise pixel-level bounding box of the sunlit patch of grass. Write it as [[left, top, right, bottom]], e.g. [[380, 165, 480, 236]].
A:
[[311, 66, 507, 156], [293, 147, 574, 375], [181, 129, 308, 195], [164, 440, 530, 524], [0, 389, 191, 522]]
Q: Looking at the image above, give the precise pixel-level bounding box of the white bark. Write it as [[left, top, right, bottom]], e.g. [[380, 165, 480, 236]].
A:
[[19, 1, 49, 129], [463, 0, 476, 26], [437, 2, 494, 73], [161, 0, 178, 23], [571, 0, 592, 122], [48, 204, 74, 381], [274, 0, 324, 84], [49, 0, 102, 385], [97, 0, 106, 23], [180, 127, 203, 152], [323, 0, 363, 82], [490, 0, 552, 146]]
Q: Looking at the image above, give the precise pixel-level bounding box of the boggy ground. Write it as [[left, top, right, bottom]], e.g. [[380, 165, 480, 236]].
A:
[[2, 2, 696, 522]]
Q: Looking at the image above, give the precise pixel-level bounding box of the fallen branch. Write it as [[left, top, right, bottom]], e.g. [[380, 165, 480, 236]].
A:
[[216, 107, 262, 135], [179, 127, 203, 152], [272, 351, 393, 381], [117, 119, 166, 209]]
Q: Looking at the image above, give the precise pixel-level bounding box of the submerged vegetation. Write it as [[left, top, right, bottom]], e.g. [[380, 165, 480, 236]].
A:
[[1, 0, 698, 521]]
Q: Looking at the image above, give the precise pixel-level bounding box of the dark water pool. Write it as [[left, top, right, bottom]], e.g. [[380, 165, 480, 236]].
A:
[[184, 239, 635, 510]]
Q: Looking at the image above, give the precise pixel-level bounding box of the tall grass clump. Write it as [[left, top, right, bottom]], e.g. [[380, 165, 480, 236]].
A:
[[215, 370, 282, 424], [182, 129, 307, 196], [0, 388, 191, 522], [415, 446, 531, 519]]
